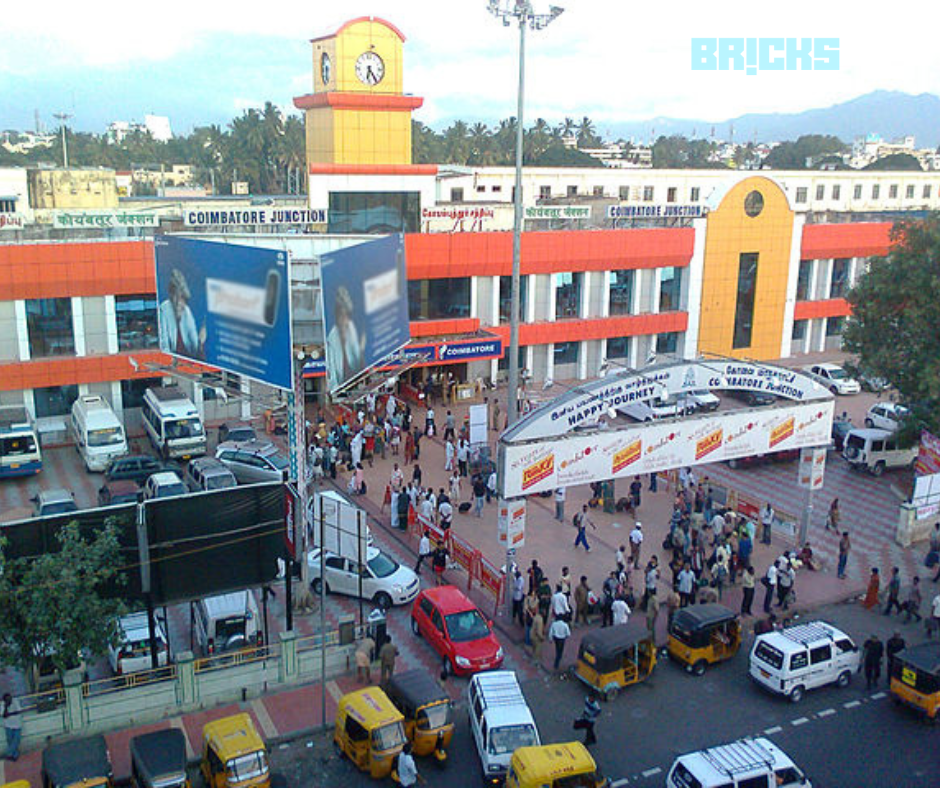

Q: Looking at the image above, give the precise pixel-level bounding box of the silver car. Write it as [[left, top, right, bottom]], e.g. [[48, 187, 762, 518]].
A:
[[215, 440, 289, 484]]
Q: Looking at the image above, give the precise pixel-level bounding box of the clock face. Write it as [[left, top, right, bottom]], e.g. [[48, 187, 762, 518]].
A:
[[355, 51, 385, 85], [320, 53, 332, 86]]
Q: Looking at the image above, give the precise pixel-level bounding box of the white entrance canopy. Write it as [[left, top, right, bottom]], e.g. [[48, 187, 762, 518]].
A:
[[498, 359, 835, 498]]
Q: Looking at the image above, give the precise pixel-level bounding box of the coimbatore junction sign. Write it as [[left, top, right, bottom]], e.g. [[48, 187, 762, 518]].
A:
[[497, 359, 835, 498]]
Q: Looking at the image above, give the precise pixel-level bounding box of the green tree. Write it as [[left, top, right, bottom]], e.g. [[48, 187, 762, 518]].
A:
[[762, 135, 846, 169], [863, 153, 924, 171], [0, 521, 127, 682], [843, 214, 940, 439], [576, 116, 602, 148]]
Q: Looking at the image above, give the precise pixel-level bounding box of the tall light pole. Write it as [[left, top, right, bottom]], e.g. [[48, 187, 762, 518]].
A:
[[53, 112, 72, 168], [487, 1, 563, 427]]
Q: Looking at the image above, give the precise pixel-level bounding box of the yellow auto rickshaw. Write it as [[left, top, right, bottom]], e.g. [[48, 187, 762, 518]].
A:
[[505, 743, 608, 788], [41, 735, 113, 788], [889, 642, 940, 721], [573, 622, 656, 701], [201, 713, 271, 788], [3, 781, 32, 788], [334, 687, 407, 779], [384, 669, 454, 762], [666, 603, 742, 676]]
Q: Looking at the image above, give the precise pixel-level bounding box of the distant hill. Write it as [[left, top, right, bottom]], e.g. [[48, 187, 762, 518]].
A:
[[607, 91, 940, 148]]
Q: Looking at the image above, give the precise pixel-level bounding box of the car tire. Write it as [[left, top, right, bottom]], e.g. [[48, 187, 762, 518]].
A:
[[691, 659, 707, 677], [411, 617, 421, 637], [374, 592, 392, 611], [311, 578, 326, 595], [789, 685, 805, 703], [872, 461, 886, 477], [865, 418, 874, 428], [837, 670, 852, 689]]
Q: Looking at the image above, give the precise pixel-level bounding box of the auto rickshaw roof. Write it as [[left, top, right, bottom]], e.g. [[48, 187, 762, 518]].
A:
[[339, 687, 405, 727], [42, 734, 111, 788], [510, 742, 596, 780], [671, 603, 737, 631], [896, 642, 940, 674], [581, 622, 651, 658], [202, 713, 266, 761], [386, 669, 449, 710], [130, 729, 187, 783]]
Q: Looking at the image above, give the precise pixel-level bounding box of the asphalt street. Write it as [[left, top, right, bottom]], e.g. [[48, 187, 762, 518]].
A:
[[269, 597, 939, 787]]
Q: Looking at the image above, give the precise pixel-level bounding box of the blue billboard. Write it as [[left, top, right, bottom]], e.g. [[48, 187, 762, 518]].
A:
[[319, 234, 410, 394], [154, 236, 293, 390]]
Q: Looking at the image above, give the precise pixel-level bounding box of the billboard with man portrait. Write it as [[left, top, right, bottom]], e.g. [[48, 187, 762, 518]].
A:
[[154, 236, 293, 390], [319, 234, 409, 394]]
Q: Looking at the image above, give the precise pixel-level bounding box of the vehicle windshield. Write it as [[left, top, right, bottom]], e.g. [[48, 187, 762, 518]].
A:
[[416, 702, 453, 730], [226, 751, 268, 783], [753, 641, 784, 670], [206, 475, 236, 490], [372, 722, 406, 751], [43, 501, 77, 515], [88, 426, 125, 447], [488, 723, 537, 755], [1, 434, 37, 456], [444, 610, 490, 642], [555, 772, 602, 788], [368, 552, 399, 579], [828, 367, 847, 379], [267, 452, 289, 470], [166, 418, 204, 440], [216, 616, 248, 643], [157, 483, 186, 498]]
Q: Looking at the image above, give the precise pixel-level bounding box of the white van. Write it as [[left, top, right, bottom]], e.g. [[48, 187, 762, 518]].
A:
[[108, 612, 169, 676], [193, 590, 262, 656], [842, 427, 918, 476], [749, 621, 860, 703], [467, 671, 540, 785], [71, 395, 128, 472], [667, 737, 811, 788], [141, 386, 206, 460]]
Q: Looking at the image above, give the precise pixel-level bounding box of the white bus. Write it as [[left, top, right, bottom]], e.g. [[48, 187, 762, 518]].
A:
[[0, 405, 42, 479], [141, 386, 206, 460], [70, 394, 128, 472]]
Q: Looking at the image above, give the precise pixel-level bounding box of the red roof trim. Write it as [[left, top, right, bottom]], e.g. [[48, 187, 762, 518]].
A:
[[310, 16, 407, 44], [308, 163, 438, 175], [293, 93, 424, 112]]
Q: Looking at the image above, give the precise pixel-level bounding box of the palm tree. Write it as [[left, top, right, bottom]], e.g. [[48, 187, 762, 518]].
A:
[[576, 116, 601, 148], [443, 120, 470, 164]]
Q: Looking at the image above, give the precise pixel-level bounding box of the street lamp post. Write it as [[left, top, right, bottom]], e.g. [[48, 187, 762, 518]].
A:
[[53, 112, 72, 168]]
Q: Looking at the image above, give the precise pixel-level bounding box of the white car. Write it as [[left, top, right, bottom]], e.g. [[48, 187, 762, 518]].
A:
[[687, 389, 720, 412], [108, 612, 169, 676], [865, 402, 908, 432], [803, 363, 861, 395], [307, 546, 420, 609]]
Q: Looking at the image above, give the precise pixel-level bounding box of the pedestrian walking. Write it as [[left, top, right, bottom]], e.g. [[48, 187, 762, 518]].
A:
[[472, 475, 487, 517], [575, 695, 602, 746], [629, 522, 644, 569], [415, 530, 432, 574], [776, 556, 794, 610], [549, 616, 571, 670], [741, 565, 756, 616], [355, 636, 375, 684], [826, 498, 841, 532], [492, 400, 501, 432], [573, 505, 596, 552], [904, 576, 923, 623], [649, 471, 658, 493], [432, 542, 449, 586], [457, 438, 470, 478], [616, 545, 627, 574], [837, 531, 851, 579], [443, 410, 456, 442], [629, 476, 642, 511], [527, 559, 545, 595], [611, 595, 631, 626], [396, 743, 419, 788], [444, 439, 455, 472], [574, 576, 591, 626], [531, 609, 546, 662], [551, 584, 572, 621], [487, 469, 498, 503], [862, 634, 884, 690], [425, 407, 436, 437], [511, 569, 526, 626], [554, 487, 566, 522], [645, 589, 660, 638], [884, 567, 903, 616], [379, 638, 399, 685], [862, 567, 880, 610], [2, 693, 22, 762], [762, 562, 777, 614], [677, 563, 696, 608], [524, 589, 539, 645], [643, 558, 659, 610], [760, 501, 775, 545]]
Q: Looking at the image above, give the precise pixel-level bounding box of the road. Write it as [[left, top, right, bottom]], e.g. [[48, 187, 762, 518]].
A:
[[269, 597, 938, 787]]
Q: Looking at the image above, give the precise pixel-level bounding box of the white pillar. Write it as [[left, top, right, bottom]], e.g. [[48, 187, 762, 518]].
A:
[[104, 295, 119, 354], [71, 297, 86, 356], [14, 300, 29, 361]]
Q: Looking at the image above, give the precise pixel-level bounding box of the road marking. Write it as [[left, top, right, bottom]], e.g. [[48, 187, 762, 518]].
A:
[[791, 717, 810, 726], [642, 767, 662, 778], [251, 698, 278, 739], [611, 779, 630, 787], [817, 708, 836, 718], [763, 725, 783, 735], [871, 691, 886, 699], [326, 680, 344, 704], [844, 700, 861, 708]]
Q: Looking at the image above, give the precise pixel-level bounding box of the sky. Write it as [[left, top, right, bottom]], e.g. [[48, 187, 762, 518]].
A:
[[2, 0, 939, 138]]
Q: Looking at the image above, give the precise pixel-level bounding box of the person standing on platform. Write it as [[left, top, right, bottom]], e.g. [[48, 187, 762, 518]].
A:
[[760, 501, 775, 545], [549, 615, 571, 670], [554, 487, 566, 522]]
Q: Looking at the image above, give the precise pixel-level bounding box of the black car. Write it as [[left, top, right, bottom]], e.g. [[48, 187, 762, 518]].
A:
[[104, 454, 174, 485], [831, 418, 854, 452], [724, 388, 777, 407], [218, 422, 258, 445]]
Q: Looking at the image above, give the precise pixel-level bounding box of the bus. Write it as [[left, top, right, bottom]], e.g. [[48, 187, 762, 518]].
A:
[[0, 405, 42, 478]]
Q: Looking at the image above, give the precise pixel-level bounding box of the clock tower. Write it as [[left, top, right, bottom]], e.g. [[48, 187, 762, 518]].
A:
[[294, 16, 425, 166]]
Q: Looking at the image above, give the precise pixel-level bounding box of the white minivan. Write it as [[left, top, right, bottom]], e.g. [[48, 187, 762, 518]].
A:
[[71, 395, 128, 472], [749, 621, 860, 703], [193, 590, 262, 656], [668, 737, 811, 788]]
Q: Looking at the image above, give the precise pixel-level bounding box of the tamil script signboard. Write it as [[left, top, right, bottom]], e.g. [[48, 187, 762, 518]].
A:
[[154, 236, 293, 390]]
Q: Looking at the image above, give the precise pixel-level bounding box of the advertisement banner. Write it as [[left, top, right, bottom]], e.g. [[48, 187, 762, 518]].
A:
[[798, 447, 827, 490], [154, 236, 293, 390], [319, 235, 410, 393], [182, 207, 327, 227], [498, 499, 526, 549], [469, 404, 488, 446], [915, 430, 940, 476], [501, 400, 833, 497]]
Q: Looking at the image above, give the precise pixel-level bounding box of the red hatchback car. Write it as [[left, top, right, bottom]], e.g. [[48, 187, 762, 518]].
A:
[[411, 586, 504, 676]]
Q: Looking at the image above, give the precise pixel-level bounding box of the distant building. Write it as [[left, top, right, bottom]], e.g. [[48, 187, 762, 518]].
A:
[[27, 168, 118, 210], [560, 135, 652, 168], [850, 134, 940, 170], [106, 115, 173, 144], [1, 131, 55, 155]]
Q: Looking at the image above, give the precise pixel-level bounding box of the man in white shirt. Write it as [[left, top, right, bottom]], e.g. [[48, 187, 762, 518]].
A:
[[396, 743, 418, 787], [419, 495, 435, 523], [415, 530, 432, 574], [763, 562, 778, 614], [548, 616, 571, 670], [487, 469, 498, 503], [612, 596, 631, 626], [629, 523, 644, 570], [551, 584, 572, 621], [438, 499, 453, 531], [761, 502, 775, 545], [554, 487, 566, 522]]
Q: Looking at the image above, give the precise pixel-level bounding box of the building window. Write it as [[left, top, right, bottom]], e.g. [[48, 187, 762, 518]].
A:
[[872, 184, 880, 199], [656, 332, 678, 354], [499, 276, 529, 324], [553, 341, 579, 366], [34, 384, 79, 419], [815, 184, 825, 201], [116, 295, 159, 351], [853, 184, 862, 200], [327, 191, 420, 234], [826, 316, 845, 336], [924, 184, 932, 199], [792, 320, 807, 341], [555, 272, 583, 319], [450, 187, 464, 202], [659, 267, 682, 312], [567, 185, 578, 197], [121, 378, 156, 409], [643, 186, 654, 202], [889, 184, 898, 199], [619, 186, 630, 200], [606, 336, 630, 360], [830, 258, 850, 299], [733, 252, 759, 350], [906, 184, 915, 199], [690, 187, 700, 202], [593, 185, 604, 197], [796, 260, 813, 301], [407, 278, 471, 321], [667, 187, 677, 203], [26, 298, 75, 358], [832, 184, 841, 200], [476, 185, 486, 193], [795, 187, 807, 203], [608, 270, 635, 315], [539, 185, 551, 200], [0, 199, 15, 213], [497, 345, 526, 373], [492, 185, 502, 193]]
